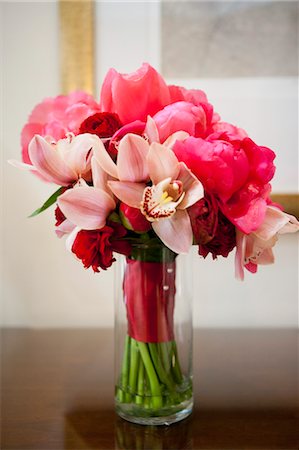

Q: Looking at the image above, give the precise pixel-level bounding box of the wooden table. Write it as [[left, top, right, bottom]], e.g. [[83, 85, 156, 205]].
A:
[[1, 329, 298, 449]]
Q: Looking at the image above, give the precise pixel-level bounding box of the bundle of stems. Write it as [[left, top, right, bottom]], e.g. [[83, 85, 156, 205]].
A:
[[116, 335, 192, 411]]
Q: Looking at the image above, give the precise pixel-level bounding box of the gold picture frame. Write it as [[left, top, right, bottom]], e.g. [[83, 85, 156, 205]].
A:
[[58, 0, 298, 218]]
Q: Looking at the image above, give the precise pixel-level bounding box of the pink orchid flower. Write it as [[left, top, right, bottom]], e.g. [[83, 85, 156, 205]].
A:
[[57, 156, 116, 232], [94, 132, 203, 254], [10, 133, 101, 186], [235, 206, 299, 280]]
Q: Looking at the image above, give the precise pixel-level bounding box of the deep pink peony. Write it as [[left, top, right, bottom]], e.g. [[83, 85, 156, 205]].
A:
[[100, 63, 171, 124], [153, 101, 215, 143], [174, 135, 276, 233], [21, 91, 100, 165]]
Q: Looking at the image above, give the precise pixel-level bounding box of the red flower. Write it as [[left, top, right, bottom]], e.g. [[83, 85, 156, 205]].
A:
[[188, 194, 218, 244], [198, 211, 236, 259], [119, 202, 151, 233], [71, 221, 131, 272], [79, 112, 122, 139], [54, 206, 66, 226]]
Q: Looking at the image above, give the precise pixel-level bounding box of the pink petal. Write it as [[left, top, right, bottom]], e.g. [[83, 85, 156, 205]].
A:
[[152, 209, 193, 254], [177, 162, 204, 209], [256, 206, 297, 240], [256, 247, 275, 265], [29, 135, 77, 185], [108, 181, 144, 208], [147, 142, 179, 185], [144, 115, 160, 143], [57, 186, 115, 230], [92, 137, 118, 178], [117, 133, 149, 182], [91, 155, 108, 190], [8, 159, 37, 171], [55, 219, 76, 238], [61, 133, 99, 176], [235, 230, 246, 281], [163, 131, 189, 148]]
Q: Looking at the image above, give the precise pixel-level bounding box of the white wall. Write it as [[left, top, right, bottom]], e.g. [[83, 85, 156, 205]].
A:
[[1, 2, 298, 328]]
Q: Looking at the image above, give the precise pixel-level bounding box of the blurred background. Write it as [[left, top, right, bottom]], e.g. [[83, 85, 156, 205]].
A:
[[1, 0, 298, 329]]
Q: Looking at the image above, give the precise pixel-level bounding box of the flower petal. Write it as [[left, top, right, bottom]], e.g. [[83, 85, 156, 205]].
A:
[[152, 209, 193, 254], [163, 131, 189, 148], [235, 230, 246, 281], [60, 133, 99, 176], [256, 206, 298, 240], [147, 142, 179, 185], [108, 180, 145, 208], [8, 159, 38, 171], [144, 115, 160, 143], [29, 135, 77, 185], [92, 136, 118, 178], [57, 186, 115, 230], [117, 133, 150, 182], [55, 219, 76, 238], [177, 162, 204, 209]]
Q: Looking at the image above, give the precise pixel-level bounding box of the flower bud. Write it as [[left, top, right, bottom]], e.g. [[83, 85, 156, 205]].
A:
[[119, 202, 151, 233]]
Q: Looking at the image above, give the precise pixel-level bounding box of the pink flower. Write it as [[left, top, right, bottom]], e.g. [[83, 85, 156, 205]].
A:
[[21, 91, 100, 165], [100, 63, 171, 124], [93, 133, 203, 254], [57, 154, 116, 230], [11, 133, 101, 186], [168, 85, 208, 105], [235, 206, 299, 280], [173, 136, 276, 233], [153, 101, 215, 143]]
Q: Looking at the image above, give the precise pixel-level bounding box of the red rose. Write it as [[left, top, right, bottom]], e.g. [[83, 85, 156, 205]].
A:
[[198, 211, 236, 259], [71, 221, 130, 272], [188, 194, 218, 244], [79, 112, 122, 139]]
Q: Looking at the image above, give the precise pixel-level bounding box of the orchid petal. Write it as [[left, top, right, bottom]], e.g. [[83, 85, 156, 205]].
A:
[[29, 135, 77, 185], [147, 142, 179, 185], [152, 209, 193, 254], [91, 155, 109, 190], [235, 230, 246, 281], [55, 219, 76, 238], [92, 137, 118, 178], [65, 226, 81, 253], [177, 162, 204, 209], [58, 186, 115, 230], [108, 181, 145, 208], [163, 131, 189, 148], [256, 247, 275, 265], [117, 133, 149, 182], [144, 115, 160, 143], [8, 159, 37, 171], [255, 206, 291, 241], [60, 133, 98, 176]]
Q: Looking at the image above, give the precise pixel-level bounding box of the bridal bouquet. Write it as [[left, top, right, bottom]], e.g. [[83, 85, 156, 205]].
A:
[[11, 63, 298, 421]]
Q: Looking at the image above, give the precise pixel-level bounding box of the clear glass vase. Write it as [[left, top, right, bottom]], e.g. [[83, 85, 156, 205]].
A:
[[114, 242, 193, 425]]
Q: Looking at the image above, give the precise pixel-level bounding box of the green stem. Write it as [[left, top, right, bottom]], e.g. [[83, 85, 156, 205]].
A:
[[171, 341, 183, 384], [128, 338, 139, 393], [121, 335, 132, 402], [148, 343, 176, 392], [137, 341, 163, 409]]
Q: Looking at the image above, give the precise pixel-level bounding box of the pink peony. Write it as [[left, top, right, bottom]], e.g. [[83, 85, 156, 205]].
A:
[[174, 135, 276, 234], [100, 63, 171, 124], [153, 101, 215, 143], [21, 91, 100, 165], [168, 85, 208, 105]]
